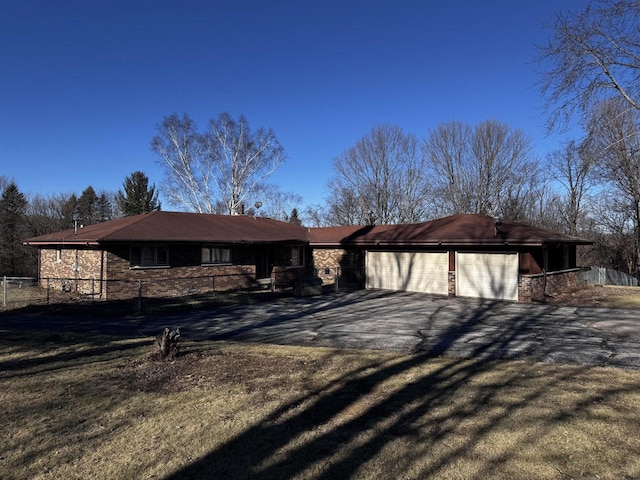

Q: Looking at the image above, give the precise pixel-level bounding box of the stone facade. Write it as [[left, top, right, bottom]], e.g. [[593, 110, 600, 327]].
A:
[[311, 248, 364, 288], [519, 268, 587, 303], [37, 243, 311, 301], [39, 247, 105, 296], [448, 271, 456, 296]]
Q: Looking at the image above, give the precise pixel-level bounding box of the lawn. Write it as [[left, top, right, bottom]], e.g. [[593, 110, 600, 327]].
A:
[[1, 331, 639, 479]]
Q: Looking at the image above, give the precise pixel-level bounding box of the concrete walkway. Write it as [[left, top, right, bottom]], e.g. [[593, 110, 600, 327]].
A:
[[3, 290, 640, 369]]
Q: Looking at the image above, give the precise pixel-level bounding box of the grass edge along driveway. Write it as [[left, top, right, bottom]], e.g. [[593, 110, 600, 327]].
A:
[[1, 331, 639, 480]]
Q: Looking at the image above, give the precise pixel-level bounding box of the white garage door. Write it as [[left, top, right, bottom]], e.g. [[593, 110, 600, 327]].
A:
[[456, 252, 519, 301], [366, 251, 448, 295]]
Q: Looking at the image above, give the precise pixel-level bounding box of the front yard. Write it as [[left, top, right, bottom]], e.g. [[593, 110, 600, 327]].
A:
[[1, 331, 639, 479]]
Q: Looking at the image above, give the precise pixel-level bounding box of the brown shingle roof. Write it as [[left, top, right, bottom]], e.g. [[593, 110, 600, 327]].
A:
[[24, 212, 591, 248], [309, 214, 592, 247], [24, 211, 309, 245]]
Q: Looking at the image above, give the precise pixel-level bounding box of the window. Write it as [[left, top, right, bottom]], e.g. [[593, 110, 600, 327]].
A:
[[130, 245, 169, 268], [201, 246, 232, 265], [290, 246, 305, 267], [275, 245, 305, 267], [56, 248, 62, 263]]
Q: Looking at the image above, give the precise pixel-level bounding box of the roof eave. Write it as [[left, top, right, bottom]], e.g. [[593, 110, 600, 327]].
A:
[[24, 240, 101, 247]]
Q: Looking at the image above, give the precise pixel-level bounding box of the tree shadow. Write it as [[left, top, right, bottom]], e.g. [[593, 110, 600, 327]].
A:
[[163, 300, 637, 479]]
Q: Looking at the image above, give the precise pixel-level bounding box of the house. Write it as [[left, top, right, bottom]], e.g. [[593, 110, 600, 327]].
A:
[[24, 211, 310, 300], [24, 211, 592, 302], [309, 214, 592, 302]]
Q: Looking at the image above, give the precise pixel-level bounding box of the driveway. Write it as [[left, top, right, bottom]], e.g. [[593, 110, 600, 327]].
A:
[[2, 290, 640, 369]]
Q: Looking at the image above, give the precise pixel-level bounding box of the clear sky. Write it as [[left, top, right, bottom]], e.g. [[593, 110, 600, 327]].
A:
[[0, 0, 589, 210]]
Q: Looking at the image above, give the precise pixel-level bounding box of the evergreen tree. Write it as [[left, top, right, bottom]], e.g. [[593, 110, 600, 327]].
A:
[[0, 182, 30, 275], [77, 186, 98, 225], [116, 171, 160, 216], [61, 194, 78, 229], [96, 193, 113, 222], [288, 208, 303, 226]]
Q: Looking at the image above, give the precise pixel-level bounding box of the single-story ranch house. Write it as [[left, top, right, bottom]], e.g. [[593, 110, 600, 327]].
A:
[[24, 210, 592, 303]]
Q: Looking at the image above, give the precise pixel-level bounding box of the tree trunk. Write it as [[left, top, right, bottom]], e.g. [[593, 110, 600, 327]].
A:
[[156, 327, 181, 360]]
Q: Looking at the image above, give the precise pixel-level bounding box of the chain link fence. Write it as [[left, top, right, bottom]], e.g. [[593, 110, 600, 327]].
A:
[[1, 267, 366, 312]]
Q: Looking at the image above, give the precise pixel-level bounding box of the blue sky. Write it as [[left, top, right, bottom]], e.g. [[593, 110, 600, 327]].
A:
[[0, 0, 589, 210]]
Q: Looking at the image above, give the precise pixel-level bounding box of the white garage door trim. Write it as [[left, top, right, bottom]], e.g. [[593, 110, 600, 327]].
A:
[[366, 251, 448, 295], [456, 252, 519, 301]]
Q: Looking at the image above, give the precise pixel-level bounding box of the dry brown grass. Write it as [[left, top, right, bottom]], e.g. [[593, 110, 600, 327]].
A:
[[1, 331, 640, 480], [548, 285, 640, 308]]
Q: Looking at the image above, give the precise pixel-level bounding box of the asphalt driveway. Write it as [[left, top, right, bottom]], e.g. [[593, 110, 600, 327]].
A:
[[2, 290, 640, 369]]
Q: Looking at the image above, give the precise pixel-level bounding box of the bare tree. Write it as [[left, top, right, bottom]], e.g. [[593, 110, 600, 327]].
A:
[[327, 125, 433, 225], [538, 0, 640, 130], [152, 112, 285, 215], [547, 140, 596, 235], [248, 186, 303, 221], [583, 97, 640, 276], [425, 120, 540, 220], [303, 204, 330, 227]]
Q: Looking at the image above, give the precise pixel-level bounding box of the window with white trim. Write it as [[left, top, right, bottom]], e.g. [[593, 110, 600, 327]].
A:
[[130, 245, 169, 267], [201, 246, 232, 265]]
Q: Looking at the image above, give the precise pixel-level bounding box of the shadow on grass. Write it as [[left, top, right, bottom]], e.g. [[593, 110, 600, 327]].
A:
[[0, 332, 149, 379], [163, 299, 639, 479]]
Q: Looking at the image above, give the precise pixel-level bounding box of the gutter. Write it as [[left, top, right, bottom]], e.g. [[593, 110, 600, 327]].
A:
[[24, 240, 101, 247]]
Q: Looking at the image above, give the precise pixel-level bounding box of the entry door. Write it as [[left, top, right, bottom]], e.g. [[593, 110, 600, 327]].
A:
[[456, 252, 519, 301], [256, 248, 272, 279]]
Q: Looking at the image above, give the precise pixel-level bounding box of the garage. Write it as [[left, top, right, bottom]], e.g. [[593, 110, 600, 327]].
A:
[[456, 252, 519, 301], [366, 251, 448, 295]]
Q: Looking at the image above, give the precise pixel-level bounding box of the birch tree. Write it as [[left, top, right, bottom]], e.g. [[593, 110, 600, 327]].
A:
[[152, 112, 285, 214]]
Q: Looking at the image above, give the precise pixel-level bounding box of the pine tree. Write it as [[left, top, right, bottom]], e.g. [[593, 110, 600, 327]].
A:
[[0, 182, 29, 275], [96, 193, 113, 222], [116, 171, 160, 216], [289, 208, 303, 226], [77, 186, 98, 224]]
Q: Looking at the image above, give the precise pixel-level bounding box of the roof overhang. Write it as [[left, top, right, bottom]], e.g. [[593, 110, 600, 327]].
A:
[[24, 240, 101, 247]]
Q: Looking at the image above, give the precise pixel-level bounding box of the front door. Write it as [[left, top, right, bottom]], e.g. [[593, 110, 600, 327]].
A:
[[256, 247, 272, 279]]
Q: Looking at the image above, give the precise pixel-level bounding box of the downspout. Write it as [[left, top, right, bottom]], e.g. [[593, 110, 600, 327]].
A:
[[99, 249, 105, 299]]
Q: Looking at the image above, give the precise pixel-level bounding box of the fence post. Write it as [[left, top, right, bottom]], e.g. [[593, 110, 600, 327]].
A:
[[3, 276, 6, 307], [137, 280, 142, 313]]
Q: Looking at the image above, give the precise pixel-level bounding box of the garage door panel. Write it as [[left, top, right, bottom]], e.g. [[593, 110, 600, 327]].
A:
[[456, 252, 518, 301], [366, 251, 448, 295]]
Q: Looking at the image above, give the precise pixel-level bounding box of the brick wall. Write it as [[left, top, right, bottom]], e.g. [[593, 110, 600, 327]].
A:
[[104, 248, 257, 299], [311, 248, 364, 287], [448, 271, 456, 296], [519, 269, 587, 303], [39, 247, 105, 296], [312, 248, 345, 284]]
